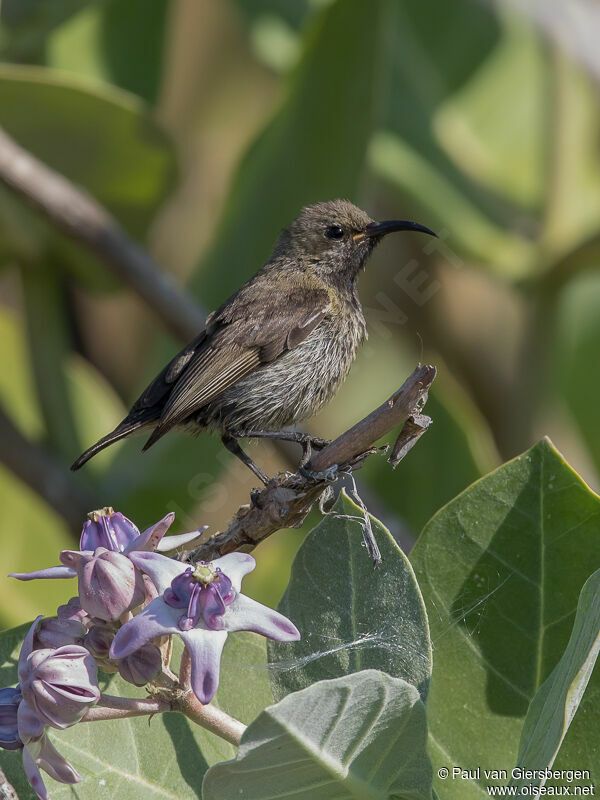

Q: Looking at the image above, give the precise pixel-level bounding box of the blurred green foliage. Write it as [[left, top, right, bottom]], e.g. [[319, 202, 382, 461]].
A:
[[0, 0, 599, 628]]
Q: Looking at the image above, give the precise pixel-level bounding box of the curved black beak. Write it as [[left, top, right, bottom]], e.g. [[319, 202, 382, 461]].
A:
[[362, 219, 437, 239]]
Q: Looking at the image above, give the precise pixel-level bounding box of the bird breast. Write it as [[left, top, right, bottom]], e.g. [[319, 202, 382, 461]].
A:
[[199, 305, 367, 434]]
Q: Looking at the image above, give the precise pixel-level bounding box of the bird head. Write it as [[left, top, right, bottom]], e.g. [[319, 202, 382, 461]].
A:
[[271, 199, 436, 283]]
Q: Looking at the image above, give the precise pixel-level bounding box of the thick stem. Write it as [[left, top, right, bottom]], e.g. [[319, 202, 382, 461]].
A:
[[83, 696, 169, 721], [0, 127, 205, 343], [175, 649, 246, 746]]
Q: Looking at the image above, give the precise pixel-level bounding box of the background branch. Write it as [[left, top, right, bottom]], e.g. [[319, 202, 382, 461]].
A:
[[189, 364, 436, 561], [0, 405, 93, 538], [0, 127, 205, 342]]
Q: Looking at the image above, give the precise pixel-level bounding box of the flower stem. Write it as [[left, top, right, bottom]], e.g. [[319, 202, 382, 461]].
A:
[[176, 649, 246, 746], [174, 693, 246, 746], [83, 694, 169, 720]]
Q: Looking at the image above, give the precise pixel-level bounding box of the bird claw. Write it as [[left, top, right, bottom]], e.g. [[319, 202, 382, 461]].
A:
[[299, 464, 339, 483], [250, 488, 264, 509]]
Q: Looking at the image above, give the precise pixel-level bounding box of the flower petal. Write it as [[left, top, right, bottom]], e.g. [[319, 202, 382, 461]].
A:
[[211, 553, 255, 592], [125, 513, 175, 554], [17, 699, 45, 744], [9, 566, 76, 581], [18, 617, 42, 680], [81, 511, 139, 552], [180, 628, 228, 704], [22, 746, 51, 800], [36, 733, 81, 783], [59, 550, 91, 570], [110, 598, 180, 659], [128, 551, 186, 594], [155, 527, 209, 553], [224, 594, 301, 641]]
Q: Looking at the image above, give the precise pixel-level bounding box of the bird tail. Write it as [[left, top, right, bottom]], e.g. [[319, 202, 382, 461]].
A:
[[70, 418, 150, 471]]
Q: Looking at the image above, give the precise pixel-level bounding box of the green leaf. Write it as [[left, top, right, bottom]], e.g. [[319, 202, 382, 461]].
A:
[[21, 265, 81, 460], [0, 63, 175, 290], [369, 3, 537, 277], [410, 438, 600, 799], [557, 271, 600, 480], [191, 0, 384, 308], [202, 670, 433, 800], [48, 0, 168, 104], [0, 0, 98, 62], [510, 569, 600, 793], [268, 491, 432, 702], [0, 625, 272, 799]]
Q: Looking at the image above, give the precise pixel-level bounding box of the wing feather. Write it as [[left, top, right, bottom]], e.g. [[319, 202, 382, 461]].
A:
[[144, 286, 331, 447]]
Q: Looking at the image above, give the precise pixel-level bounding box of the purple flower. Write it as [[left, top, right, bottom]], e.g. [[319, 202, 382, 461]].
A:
[[10, 508, 207, 583], [118, 644, 162, 686], [17, 699, 81, 800], [60, 547, 146, 621], [83, 623, 115, 661], [111, 552, 300, 704], [1, 621, 91, 800], [0, 687, 21, 750], [18, 618, 101, 730]]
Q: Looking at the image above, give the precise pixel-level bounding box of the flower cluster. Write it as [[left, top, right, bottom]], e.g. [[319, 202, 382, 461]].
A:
[[0, 616, 100, 800], [3, 507, 300, 800]]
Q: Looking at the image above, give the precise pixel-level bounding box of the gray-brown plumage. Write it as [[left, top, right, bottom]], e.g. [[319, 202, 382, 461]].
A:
[[71, 200, 435, 484]]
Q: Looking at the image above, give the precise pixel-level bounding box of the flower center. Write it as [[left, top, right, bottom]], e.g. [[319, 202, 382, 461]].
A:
[[191, 563, 218, 584], [164, 561, 235, 632], [87, 507, 115, 523]]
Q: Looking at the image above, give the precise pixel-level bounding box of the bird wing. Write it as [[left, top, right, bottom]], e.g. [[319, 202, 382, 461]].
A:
[[146, 287, 331, 441]]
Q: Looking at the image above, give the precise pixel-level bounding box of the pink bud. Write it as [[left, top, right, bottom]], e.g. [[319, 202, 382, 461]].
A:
[[117, 644, 162, 686], [64, 547, 146, 621], [19, 645, 100, 730]]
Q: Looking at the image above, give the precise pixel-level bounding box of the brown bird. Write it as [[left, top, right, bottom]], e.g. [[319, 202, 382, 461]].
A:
[[71, 200, 435, 484]]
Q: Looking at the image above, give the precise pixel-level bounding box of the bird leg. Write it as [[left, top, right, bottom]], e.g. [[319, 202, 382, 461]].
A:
[[221, 434, 270, 486], [235, 430, 332, 466]]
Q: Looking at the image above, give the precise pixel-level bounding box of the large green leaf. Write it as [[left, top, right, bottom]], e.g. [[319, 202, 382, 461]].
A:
[[203, 670, 433, 800], [191, 0, 384, 308], [48, 0, 168, 104], [410, 438, 600, 799], [0, 625, 272, 799], [268, 491, 432, 701], [0, 63, 175, 289], [510, 569, 600, 794], [368, 1, 536, 277]]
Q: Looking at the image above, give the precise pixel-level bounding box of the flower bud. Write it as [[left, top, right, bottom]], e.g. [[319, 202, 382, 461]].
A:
[[19, 645, 101, 729], [0, 687, 22, 751], [81, 507, 139, 552], [34, 617, 86, 650], [117, 644, 161, 686], [57, 596, 90, 625], [83, 624, 115, 660], [62, 547, 146, 621]]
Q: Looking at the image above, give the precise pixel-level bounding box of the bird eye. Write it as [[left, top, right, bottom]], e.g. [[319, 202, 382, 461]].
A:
[[325, 224, 344, 240]]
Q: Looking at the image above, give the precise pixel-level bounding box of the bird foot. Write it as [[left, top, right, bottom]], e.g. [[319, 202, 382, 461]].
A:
[[298, 464, 339, 483]]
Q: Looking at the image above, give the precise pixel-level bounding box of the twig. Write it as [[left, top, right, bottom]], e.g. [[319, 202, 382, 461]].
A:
[[0, 127, 205, 342], [84, 696, 169, 721], [0, 404, 93, 537], [189, 364, 436, 560], [0, 767, 19, 800], [388, 412, 432, 468]]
